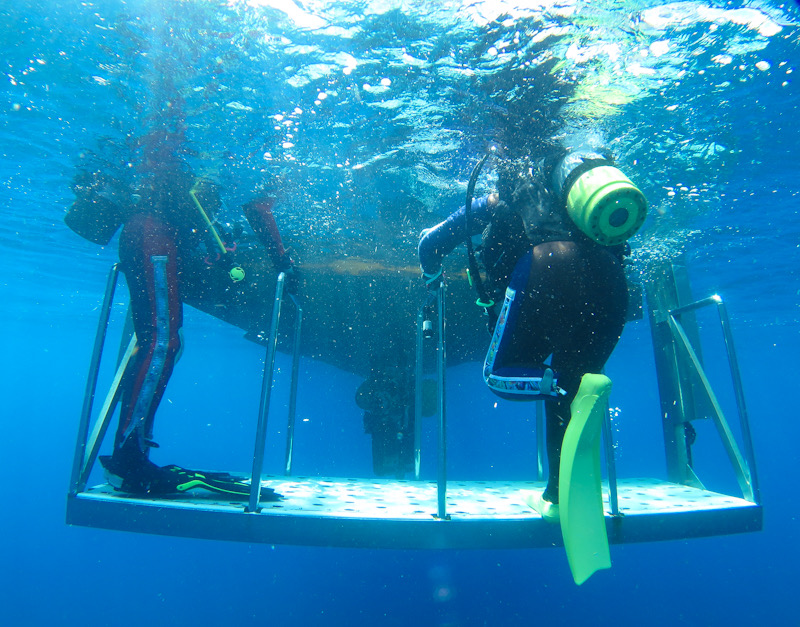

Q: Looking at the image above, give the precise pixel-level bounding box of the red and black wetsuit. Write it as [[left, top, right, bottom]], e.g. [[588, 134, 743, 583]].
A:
[[110, 185, 292, 477], [114, 213, 183, 469]]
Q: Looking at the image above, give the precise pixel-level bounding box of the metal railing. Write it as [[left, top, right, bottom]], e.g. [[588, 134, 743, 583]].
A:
[[69, 266, 303, 509], [412, 279, 764, 520], [668, 295, 760, 504], [73, 261, 757, 524], [414, 281, 449, 519], [248, 272, 303, 512], [414, 277, 621, 520], [70, 264, 123, 495]]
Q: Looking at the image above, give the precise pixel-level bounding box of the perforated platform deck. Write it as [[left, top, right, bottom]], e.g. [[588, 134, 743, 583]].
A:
[[66, 476, 761, 549]]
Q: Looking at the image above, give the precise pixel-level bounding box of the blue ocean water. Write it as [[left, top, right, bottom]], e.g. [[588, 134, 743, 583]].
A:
[[2, 1, 799, 625]]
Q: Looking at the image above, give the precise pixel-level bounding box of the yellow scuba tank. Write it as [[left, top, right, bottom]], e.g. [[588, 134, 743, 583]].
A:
[[553, 150, 647, 246]]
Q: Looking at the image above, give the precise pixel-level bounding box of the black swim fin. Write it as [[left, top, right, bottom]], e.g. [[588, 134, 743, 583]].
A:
[[162, 465, 282, 501], [99, 456, 281, 501]]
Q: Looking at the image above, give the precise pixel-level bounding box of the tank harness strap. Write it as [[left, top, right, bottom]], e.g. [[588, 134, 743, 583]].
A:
[[464, 152, 496, 323]]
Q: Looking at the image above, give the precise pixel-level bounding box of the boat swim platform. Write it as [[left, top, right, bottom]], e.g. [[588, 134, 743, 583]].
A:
[[66, 476, 762, 549]]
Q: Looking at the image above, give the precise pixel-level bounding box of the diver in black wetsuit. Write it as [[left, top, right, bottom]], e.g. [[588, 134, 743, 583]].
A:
[[356, 368, 415, 478], [418, 147, 644, 512], [67, 166, 294, 498]]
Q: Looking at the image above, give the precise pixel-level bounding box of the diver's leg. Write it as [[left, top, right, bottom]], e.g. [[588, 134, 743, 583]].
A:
[[112, 214, 183, 474], [544, 335, 624, 502], [484, 250, 533, 372], [542, 376, 581, 503], [540, 245, 628, 503], [483, 249, 558, 398]]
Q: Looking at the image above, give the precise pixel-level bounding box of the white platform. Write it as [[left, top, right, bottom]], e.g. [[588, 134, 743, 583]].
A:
[[66, 476, 762, 549]]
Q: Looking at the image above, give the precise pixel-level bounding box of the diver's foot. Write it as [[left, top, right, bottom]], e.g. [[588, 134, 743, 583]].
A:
[[100, 456, 282, 501], [523, 491, 560, 524], [99, 455, 182, 495], [540, 367, 555, 395]]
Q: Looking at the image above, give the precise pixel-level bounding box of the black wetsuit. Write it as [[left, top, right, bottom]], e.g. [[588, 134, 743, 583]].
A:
[[419, 192, 628, 502]]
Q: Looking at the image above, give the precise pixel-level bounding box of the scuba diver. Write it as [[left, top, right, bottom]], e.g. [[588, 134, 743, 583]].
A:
[[66, 163, 296, 499], [353, 328, 438, 479], [417, 136, 646, 521], [356, 369, 415, 478]]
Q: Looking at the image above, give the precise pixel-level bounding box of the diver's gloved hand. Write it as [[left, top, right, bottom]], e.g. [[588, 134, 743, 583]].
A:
[[421, 266, 443, 289], [280, 263, 301, 294], [418, 226, 444, 289]]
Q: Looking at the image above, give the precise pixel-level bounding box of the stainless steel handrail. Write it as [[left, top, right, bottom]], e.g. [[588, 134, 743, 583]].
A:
[[77, 336, 136, 492], [669, 294, 760, 504], [415, 282, 449, 517], [284, 293, 303, 476], [72, 264, 303, 510], [716, 299, 760, 503], [602, 407, 620, 516], [535, 402, 545, 481], [248, 272, 286, 512], [435, 281, 448, 520], [70, 263, 121, 495], [414, 305, 425, 480]]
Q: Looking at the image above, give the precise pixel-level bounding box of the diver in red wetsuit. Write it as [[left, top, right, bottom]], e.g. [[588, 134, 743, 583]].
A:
[[68, 169, 294, 496]]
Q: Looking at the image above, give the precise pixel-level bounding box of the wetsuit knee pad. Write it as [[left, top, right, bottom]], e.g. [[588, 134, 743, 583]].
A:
[[485, 365, 565, 401]]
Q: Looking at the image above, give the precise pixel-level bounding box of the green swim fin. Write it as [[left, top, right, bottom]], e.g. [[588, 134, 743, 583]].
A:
[[559, 373, 612, 585]]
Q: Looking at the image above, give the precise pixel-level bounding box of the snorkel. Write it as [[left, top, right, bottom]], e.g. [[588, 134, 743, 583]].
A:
[[189, 180, 245, 282], [189, 181, 227, 256]]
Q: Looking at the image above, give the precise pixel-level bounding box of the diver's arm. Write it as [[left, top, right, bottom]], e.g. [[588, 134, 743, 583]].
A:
[[243, 197, 294, 271], [418, 194, 497, 276]]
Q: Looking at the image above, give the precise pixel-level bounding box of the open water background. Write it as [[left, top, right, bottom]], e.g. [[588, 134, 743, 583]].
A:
[[1, 1, 799, 625]]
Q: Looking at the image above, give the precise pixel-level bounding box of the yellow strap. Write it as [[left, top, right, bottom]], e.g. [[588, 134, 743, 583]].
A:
[[189, 185, 227, 255]]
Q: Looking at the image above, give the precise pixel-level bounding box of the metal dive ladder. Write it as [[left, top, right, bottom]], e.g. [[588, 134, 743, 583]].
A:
[[66, 260, 761, 549]]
